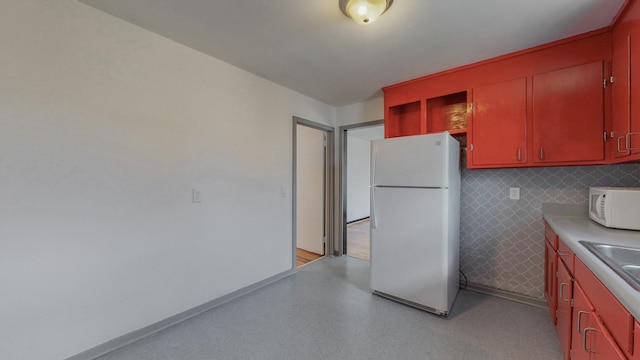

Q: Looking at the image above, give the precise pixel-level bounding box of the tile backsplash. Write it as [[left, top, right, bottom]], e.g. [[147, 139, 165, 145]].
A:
[[459, 162, 640, 299]]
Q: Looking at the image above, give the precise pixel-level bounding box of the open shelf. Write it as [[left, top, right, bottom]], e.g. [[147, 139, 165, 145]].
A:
[[426, 91, 468, 133], [387, 101, 422, 138]]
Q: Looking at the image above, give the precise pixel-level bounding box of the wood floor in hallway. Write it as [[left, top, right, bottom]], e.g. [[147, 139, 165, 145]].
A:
[[296, 248, 323, 267], [347, 218, 370, 261]]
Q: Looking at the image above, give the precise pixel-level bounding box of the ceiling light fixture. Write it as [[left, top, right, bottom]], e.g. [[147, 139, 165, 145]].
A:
[[339, 0, 393, 25]]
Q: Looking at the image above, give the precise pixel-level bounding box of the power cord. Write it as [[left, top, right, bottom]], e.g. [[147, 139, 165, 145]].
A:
[[459, 270, 468, 289]]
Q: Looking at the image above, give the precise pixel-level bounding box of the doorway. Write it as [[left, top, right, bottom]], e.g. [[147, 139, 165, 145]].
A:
[[339, 121, 384, 261], [293, 117, 334, 268]]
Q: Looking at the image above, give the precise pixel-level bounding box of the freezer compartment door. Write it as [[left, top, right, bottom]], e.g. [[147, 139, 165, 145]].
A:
[[371, 133, 458, 188], [370, 187, 455, 313]]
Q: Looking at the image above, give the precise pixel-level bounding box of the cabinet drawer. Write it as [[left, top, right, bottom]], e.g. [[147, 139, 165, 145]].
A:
[[545, 221, 558, 250], [575, 257, 634, 357], [557, 239, 575, 274]]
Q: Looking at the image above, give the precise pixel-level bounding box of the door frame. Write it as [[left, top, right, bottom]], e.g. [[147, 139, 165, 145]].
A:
[[293, 116, 335, 268], [338, 120, 384, 256]]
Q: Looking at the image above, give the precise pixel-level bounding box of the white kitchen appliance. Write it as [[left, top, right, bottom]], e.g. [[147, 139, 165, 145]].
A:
[[589, 187, 640, 231], [370, 132, 460, 316]]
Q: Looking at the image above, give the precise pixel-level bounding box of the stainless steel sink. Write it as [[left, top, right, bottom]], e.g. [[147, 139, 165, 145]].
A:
[[580, 241, 640, 291]]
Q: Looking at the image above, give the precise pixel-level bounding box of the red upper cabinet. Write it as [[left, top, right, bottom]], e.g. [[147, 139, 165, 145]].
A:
[[386, 101, 423, 138], [611, 0, 640, 161], [426, 91, 468, 134], [611, 32, 632, 158], [532, 61, 605, 164], [382, 30, 612, 168], [468, 78, 527, 167], [384, 92, 469, 138]]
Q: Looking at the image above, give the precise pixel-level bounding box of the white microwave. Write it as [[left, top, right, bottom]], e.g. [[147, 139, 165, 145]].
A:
[[589, 187, 640, 231]]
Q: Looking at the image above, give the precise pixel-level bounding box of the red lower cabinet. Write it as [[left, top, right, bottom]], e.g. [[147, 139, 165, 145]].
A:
[[586, 316, 627, 359], [544, 239, 558, 323], [556, 262, 573, 360], [544, 225, 632, 360], [634, 321, 640, 360], [575, 258, 634, 357], [571, 284, 593, 360], [572, 283, 626, 359]]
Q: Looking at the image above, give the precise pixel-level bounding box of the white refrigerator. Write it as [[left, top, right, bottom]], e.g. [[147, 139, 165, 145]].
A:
[[370, 132, 460, 316]]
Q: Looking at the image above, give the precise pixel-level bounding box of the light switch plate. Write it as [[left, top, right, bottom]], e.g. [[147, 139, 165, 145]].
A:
[[509, 187, 520, 200], [192, 189, 202, 203]]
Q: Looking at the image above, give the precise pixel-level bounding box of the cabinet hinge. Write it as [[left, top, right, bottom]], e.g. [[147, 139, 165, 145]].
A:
[[604, 131, 608, 142], [571, 299, 574, 307], [469, 103, 474, 110], [469, 143, 474, 152], [603, 78, 608, 88]]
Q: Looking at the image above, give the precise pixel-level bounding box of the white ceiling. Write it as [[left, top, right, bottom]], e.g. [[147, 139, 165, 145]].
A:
[[80, 0, 626, 106]]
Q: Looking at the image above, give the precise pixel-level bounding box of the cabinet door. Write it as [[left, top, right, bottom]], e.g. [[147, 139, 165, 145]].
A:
[[611, 31, 632, 159], [587, 315, 627, 360], [469, 78, 527, 167], [611, 29, 640, 159], [556, 262, 573, 360], [571, 283, 593, 360], [544, 239, 557, 323], [575, 258, 634, 357], [573, 282, 626, 360], [631, 32, 640, 156], [634, 321, 640, 360], [533, 61, 605, 163]]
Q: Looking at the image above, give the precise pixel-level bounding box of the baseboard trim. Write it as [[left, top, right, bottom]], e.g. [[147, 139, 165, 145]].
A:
[[66, 268, 297, 360], [464, 282, 547, 309]]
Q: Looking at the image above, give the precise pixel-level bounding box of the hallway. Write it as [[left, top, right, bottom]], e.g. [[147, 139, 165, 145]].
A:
[[346, 219, 370, 261]]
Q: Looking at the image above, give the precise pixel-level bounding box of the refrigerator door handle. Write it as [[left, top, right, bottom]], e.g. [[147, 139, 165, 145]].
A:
[[371, 187, 377, 229]]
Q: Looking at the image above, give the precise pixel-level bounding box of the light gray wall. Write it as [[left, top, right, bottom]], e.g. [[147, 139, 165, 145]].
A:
[[0, 1, 335, 359], [335, 96, 384, 127], [346, 136, 371, 222]]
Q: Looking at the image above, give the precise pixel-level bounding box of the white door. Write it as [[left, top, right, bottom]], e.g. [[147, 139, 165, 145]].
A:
[[370, 186, 449, 311], [296, 125, 325, 255]]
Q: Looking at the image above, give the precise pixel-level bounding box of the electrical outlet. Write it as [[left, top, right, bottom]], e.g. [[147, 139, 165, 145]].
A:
[[509, 187, 520, 200]]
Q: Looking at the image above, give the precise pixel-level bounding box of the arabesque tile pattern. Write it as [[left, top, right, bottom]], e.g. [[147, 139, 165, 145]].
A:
[[460, 157, 640, 299]]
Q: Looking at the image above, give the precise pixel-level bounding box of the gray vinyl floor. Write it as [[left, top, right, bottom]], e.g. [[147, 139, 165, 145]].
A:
[[97, 256, 562, 360]]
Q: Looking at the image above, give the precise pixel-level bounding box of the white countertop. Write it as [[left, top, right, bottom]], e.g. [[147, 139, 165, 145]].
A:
[[542, 204, 640, 320]]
